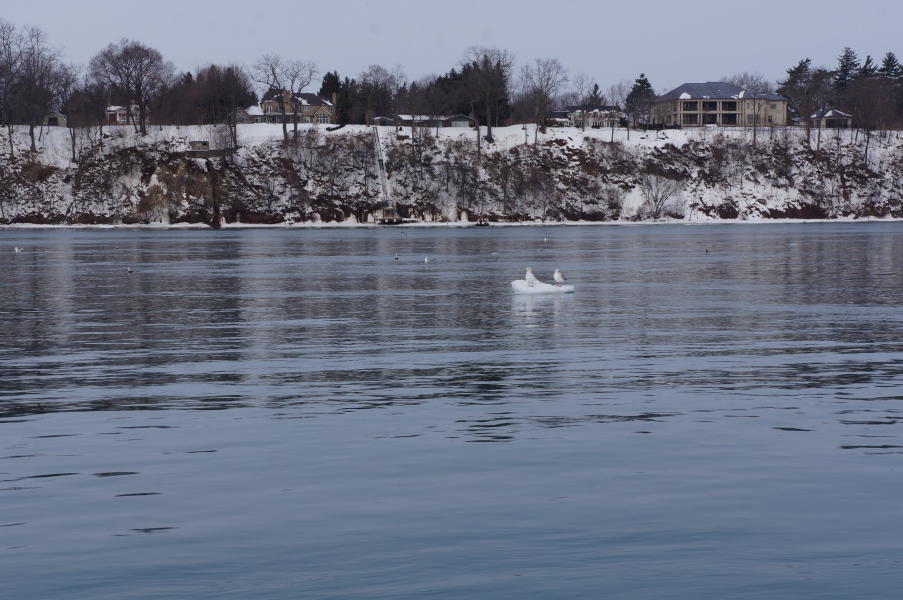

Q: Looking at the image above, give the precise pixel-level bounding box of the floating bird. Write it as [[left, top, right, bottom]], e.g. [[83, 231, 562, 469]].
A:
[[394, 253, 399, 260], [127, 268, 133, 274], [525, 267, 537, 288], [553, 269, 567, 286], [14, 247, 21, 253], [543, 237, 549, 242], [424, 257, 429, 263], [705, 249, 710, 254]]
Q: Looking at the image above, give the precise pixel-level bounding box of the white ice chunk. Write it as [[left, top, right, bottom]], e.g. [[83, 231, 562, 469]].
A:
[[511, 279, 575, 294]]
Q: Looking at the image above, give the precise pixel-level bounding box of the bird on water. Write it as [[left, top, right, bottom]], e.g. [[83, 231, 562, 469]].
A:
[[127, 268, 133, 274], [553, 269, 567, 286], [395, 253, 399, 260], [525, 267, 537, 288]]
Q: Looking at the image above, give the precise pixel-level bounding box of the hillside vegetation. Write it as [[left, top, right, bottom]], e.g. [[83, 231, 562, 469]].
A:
[[1, 124, 902, 225]]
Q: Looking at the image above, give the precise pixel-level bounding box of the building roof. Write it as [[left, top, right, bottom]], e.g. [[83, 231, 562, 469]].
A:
[[260, 89, 332, 106], [565, 104, 621, 113], [244, 104, 264, 116], [656, 82, 785, 102], [808, 109, 852, 119]]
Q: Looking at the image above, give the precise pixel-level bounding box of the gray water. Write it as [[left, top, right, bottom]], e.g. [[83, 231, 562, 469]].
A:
[[2, 224, 903, 598]]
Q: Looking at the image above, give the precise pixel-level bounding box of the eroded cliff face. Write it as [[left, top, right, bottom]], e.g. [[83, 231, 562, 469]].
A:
[[1, 124, 902, 225]]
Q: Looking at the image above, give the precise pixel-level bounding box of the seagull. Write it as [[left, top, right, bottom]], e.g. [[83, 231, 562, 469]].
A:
[[394, 253, 398, 260], [127, 268, 133, 274], [14, 247, 21, 253], [553, 269, 567, 286], [424, 257, 429, 263], [525, 267, 537, 288]]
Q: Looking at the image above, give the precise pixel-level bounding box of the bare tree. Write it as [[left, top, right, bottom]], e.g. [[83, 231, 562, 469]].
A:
[[358, 64, 395, 126], [0, 19, 23, 158], [639, 173, 683, 219], [390, 63, 406, 134], [253, 54, 317, 143], [520, 57, 568, 144], [16, 26, 63, 152], [89, 39, 174, 136], [56, 62, 81, 161], [722, 71, 773, 146], [606, 79, 630, 142], [570, 72, 597, 130], [281, 59, 318, 137]]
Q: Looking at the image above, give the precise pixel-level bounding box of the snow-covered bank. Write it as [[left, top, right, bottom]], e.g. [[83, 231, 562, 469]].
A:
[[1, 123, 901, 225]]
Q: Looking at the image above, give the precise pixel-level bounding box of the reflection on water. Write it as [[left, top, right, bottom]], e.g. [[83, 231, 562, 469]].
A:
[[2, 224, 903, 598]]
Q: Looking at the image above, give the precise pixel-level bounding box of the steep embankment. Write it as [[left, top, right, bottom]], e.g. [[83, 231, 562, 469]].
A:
[[1, 124, 901, 225]]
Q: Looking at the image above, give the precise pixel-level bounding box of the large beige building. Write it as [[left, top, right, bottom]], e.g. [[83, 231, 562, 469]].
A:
[[652, 82, 787, 128], [237, 89, 335, 125]]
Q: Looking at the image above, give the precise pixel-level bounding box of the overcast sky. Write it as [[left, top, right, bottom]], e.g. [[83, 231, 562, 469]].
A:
[[3, 0, 901, 94]]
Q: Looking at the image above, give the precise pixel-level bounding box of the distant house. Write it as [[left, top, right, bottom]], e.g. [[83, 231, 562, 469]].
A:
[[566, 104, 622, 128], [801, 109, 852, 129], [545, 110, 570, 126], [42, 113, 67, 127], [236, 104, 264, 124], [188, 140, 210, 151], [106, 103, 146, 126], [257, 89, 335, 125], [652, 82, 787, 127], [371, 114, 475, 128]]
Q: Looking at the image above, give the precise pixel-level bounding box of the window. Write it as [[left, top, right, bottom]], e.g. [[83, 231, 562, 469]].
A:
[[767, 115, 773, 124], [317, 114, 329, 124], [746, 115, 754, 124], [682, 101, 698, 111], [770, 103, 777, 109], [721, 114, 737, 125], [302, 105, 310, 112], [702, 101, 718, 111], [254, 117, 261, 123], [302, 116, 310, 123], [703, 114, 718, 125], [265, 106, 273, 114], [682, 114, 698, 125], [721, 101, 737, 111]]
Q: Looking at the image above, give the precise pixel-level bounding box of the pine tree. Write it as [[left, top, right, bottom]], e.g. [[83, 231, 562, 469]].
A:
[[776, 58, 811, 119], [318, 71, 343, 98], [589, 83, 603, 104], [835, 47, 859, 88], [625, 73, 654, 126], [879, 52, 902, 79], [858, 55, 877, 77]]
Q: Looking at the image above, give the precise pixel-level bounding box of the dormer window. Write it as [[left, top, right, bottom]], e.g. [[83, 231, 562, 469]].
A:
[[302, 105, 310, 112]]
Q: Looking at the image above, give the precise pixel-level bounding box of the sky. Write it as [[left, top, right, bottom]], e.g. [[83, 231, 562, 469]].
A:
[[3, 0, 902, 95]]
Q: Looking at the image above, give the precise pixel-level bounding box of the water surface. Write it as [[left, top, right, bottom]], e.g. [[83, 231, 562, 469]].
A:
[[2, 224, 903, 598]]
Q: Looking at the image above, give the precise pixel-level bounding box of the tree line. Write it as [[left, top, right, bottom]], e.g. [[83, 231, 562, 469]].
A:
[[2, 17, 902, 161]]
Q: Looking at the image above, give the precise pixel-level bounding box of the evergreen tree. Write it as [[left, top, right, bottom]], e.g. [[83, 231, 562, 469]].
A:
[[858, 55, 877, 77], [318, 71, 341, 98], [835, 47, 859, 88], [317, 71, 358, 124], [589, 83, 603, 104], [625, 73, 654, 126], [777, 59, 812, 121], [879, 52, 902, 79]]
